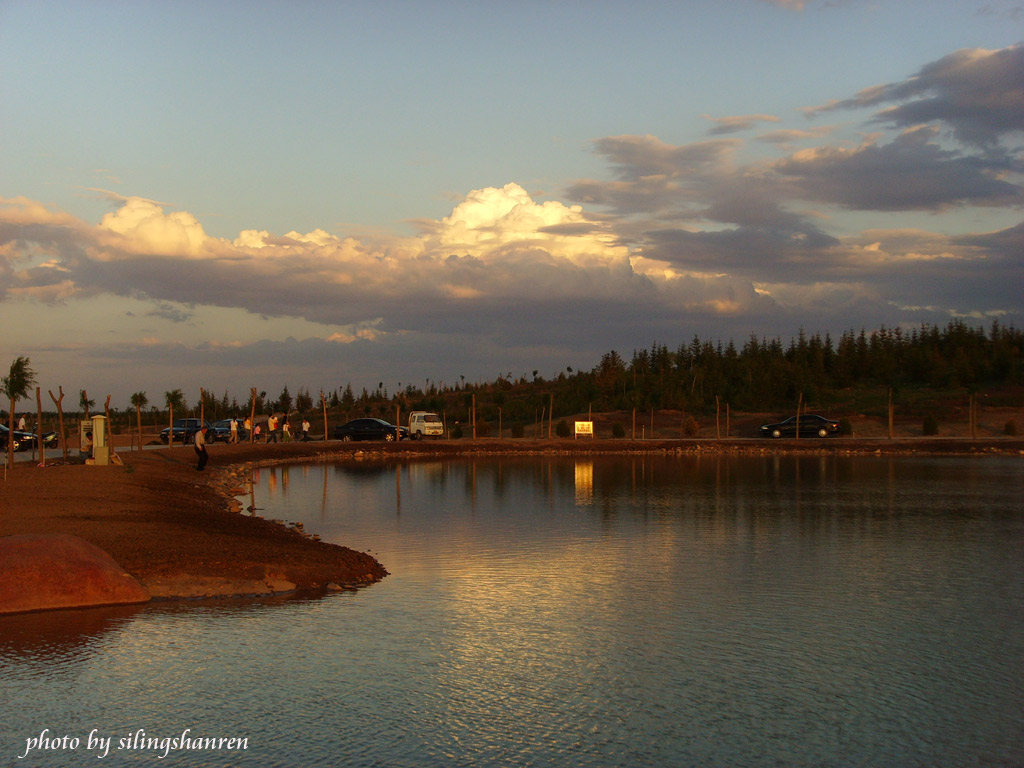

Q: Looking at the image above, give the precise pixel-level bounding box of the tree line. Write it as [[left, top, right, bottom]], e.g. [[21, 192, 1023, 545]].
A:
[[4, 320, 1022, 449]]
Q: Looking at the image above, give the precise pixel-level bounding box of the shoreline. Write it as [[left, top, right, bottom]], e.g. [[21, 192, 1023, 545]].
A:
[[2, 437, 1022, 614]]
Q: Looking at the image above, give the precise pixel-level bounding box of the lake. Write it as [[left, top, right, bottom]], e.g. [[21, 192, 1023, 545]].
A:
[[2, 454, 1022, 767]]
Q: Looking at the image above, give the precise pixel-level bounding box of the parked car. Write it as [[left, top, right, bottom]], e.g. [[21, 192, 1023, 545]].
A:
[[0, 424, 57, 451], [760, 414, 840, 438], [159, 418, 213, 444], [212, 418, 249, 442], [0, 424, 27, 451], [332, 418, 409, 442]]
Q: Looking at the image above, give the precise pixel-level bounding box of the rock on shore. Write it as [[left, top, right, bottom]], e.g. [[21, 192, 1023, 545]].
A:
[[0, 534, 150, 615]]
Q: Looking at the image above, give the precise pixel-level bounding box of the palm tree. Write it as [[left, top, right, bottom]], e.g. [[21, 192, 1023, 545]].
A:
[[130, 392, 148, 451], [3, 356, 37, 469], [164, 389, 184, 448], [79, 389, 95, 420]]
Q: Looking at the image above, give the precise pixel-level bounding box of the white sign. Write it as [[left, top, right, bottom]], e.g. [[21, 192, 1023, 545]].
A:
[[575, 421, 594, 438]]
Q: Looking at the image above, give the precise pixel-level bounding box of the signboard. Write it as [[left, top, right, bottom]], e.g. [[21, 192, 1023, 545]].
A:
[[574, 421, 594, 439]]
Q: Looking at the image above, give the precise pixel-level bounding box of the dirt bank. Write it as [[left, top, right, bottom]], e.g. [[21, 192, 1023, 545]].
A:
[[1, 444, 388, 601]]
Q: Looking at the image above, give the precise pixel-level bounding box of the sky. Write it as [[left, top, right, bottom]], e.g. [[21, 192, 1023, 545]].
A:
[[2, 0, 1023, 408]]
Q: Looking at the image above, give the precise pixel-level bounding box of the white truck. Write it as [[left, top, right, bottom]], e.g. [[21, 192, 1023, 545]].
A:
[[409, 411, 444, 439]]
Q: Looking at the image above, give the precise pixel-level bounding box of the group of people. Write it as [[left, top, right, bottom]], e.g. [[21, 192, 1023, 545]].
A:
[[192, 414, 313, 471], [256, 414, 311, 443]]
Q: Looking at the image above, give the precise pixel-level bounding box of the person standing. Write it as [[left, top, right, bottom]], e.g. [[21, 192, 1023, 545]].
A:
[[301, 418, 311, 441], [229, 417, 238, 444], [267, 414, 278, 443], [194, 425, 209, 471]]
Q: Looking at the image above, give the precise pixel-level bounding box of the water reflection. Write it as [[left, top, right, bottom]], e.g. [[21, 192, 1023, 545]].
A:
[[0, 604, 146, 666], [3, 455, 1022, 768]]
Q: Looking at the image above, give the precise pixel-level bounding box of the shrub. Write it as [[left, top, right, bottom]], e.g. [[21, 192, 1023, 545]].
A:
[[611, 423, 626, 438], [556, 419, 571, 438], [475, 421, 491, 438], [682, 416, 699, 437], [922, 414, 939, 436], [450, 424, 463, 439], [838, 417, 853, 436], [1005, 419, 1019, 436], [511, 423, 525, 438]]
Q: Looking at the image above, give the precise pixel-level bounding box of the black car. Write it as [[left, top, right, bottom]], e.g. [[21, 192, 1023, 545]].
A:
[[760, 414, 840, 438], [212, 419, 249, 442], [332, 418, 409, 442], [0, 424, 58, 451], [160, 418, 213, 444]]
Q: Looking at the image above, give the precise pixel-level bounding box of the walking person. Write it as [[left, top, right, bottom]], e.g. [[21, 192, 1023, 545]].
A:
[[267, 414, 278, 443], [194, 425, 209, 471]]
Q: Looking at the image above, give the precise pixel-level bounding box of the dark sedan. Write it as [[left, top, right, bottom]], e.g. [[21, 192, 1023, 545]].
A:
[[0, 424, 58, 451], [1, 428, 58, 450], [760, 414, 840, 438], [332, 418, 408, 442]]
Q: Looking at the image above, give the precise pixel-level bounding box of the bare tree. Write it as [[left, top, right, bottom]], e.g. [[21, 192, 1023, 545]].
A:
[[49, 387, 67, 461]]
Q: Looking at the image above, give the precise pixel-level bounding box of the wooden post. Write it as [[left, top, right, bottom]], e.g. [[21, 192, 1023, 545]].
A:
[[970, 393, 976, 439], [888, 388, 894, 439], [199, 388, 205, 426], [48, 387, 67, 461], [250, 388, 257, 444], [472, 393, 476, 439], [104, 395, 112, 457], [321, 390, 328, 442], [36, 387, 44, 467], [796, 393, 803, 440], [715, 396, 721, 440], [549, 393, 554, 439], [631, 408, 636, 440], [135, 399, 143, 451]]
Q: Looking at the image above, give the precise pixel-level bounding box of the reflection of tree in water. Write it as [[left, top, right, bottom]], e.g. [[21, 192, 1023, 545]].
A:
[[0, 603, 145, 665], [332, 461, 399, 479]]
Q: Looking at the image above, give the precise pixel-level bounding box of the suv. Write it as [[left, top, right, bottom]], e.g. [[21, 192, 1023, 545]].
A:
[[159, 418, 213, 445]]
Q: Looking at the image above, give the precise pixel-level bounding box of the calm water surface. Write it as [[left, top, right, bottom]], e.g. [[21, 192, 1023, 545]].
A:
[[2, 454, 1022, 767]]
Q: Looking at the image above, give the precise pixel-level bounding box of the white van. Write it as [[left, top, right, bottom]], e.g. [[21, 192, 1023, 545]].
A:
[[409, 411, 444, 439]]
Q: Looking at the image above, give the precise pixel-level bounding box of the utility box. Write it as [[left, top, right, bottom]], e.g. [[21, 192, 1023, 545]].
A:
[[91, 415, 109, 466]]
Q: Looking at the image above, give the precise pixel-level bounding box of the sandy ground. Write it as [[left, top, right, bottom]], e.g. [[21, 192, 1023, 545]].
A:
[[1, 443, 389, 600], [2, 428, 1021, 605]]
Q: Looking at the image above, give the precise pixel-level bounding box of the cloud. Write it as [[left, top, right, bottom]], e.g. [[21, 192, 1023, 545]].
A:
[[97, 196, 211, 257], [703, 114, 781, 135], [807, 43, 1024, 149], [774, 126, 1024, 210]]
